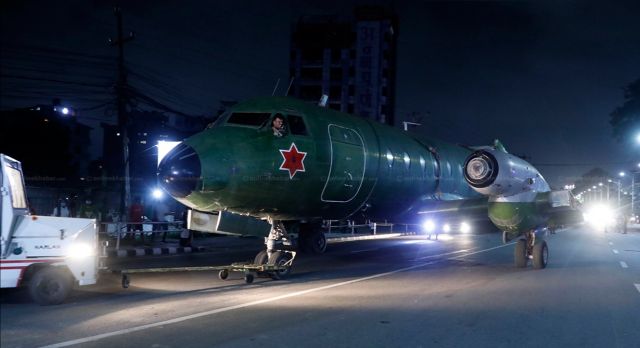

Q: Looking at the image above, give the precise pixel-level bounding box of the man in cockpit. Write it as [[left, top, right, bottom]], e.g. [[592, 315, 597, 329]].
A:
[[272, 114, 285, 137]]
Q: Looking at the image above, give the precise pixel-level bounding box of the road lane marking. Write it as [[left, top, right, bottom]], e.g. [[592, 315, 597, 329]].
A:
[[608, 242, 613, 246], [620, 261, 628, 268], [40, 243, 512, 348], [612, 249, 619, 254], [350, 248, 379, 253], [635, 284, 640, 294], [413, 249, 471, 261]]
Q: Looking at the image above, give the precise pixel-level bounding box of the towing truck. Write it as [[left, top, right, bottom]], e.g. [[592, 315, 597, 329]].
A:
[[0, 154, 98, 305]]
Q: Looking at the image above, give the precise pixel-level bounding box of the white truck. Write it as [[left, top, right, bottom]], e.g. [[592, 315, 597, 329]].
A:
[[1, 154, 99, 305]]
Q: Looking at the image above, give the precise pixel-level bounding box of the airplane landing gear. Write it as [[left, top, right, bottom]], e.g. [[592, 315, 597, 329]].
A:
[[254, 220, 297, 280], [514, 229, 548, 269], [298, 222, 327, 254]]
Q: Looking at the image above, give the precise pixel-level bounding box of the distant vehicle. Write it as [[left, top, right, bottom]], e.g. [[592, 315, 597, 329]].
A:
[[158, 96, 581, 273], [0, 154, 99, 305]]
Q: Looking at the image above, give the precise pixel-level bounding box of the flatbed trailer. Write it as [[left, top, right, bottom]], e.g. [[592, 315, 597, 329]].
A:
[[117, 251, 296, 286]]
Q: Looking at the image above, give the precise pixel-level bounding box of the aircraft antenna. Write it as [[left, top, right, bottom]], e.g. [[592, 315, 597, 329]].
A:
[[271, 78, 281, 96], [285, 77, 294, 96]]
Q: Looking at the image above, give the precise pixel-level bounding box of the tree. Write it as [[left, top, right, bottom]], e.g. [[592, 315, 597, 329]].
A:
[[610, 78, 640, 142]]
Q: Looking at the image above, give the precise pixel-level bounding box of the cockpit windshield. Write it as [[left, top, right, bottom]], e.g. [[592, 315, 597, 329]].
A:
[[226, 112, 271, 127]]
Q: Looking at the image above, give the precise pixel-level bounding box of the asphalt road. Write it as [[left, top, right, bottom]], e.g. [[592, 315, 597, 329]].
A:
[[1, 226, 639, 348]]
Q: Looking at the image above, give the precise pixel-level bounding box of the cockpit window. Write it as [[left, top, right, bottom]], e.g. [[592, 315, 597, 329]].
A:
[[206, 112, 229, 129], [287, 115, 308, 136], [226, 112, 271, 127]]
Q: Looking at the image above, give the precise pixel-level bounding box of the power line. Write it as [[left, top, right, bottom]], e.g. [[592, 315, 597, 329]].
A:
[[0, 74, 112, 88]]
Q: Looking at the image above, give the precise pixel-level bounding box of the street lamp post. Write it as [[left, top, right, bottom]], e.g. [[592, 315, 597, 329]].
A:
[[608, 179, 621, 208], [598, 182, 603, 201]]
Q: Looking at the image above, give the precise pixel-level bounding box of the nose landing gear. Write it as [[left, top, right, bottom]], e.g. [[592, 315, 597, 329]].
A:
[[513, 229, 548, 269]]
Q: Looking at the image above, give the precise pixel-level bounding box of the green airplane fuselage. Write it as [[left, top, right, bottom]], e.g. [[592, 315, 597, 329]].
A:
[[172, 97, 479, 221], [160, 96, 560, 237]]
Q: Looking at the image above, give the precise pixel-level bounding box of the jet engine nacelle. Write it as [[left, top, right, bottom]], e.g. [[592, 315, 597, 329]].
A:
[[463, 148, 545, 197]]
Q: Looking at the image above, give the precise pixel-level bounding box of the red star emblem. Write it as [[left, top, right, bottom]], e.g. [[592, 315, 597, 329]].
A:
[[279, 143, 307, 179]]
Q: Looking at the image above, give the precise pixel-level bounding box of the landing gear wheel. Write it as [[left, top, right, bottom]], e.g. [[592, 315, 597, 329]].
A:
[[29, 267, 72, 305], [532, 240, 548, 269], [253, 250, 269, 277], [218, 269, 229, 280], [514, 239, 528, 268], [305, 231, 327, 254], [268, 251, 292, 280], [244, 273, 254, 284], [254, 250, 268, 265], [121, 274, 130, 288]]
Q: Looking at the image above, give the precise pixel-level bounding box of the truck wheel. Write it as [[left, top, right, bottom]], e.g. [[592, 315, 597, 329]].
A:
[[29, 267, 72, 305]]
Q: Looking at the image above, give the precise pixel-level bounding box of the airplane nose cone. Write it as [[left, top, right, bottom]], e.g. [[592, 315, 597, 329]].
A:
[[158, 143, 201, 198]]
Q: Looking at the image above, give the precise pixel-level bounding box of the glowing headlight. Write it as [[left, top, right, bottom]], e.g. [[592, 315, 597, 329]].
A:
[[422, 219, 436, 233], [67, 242, 95, 259], [585, 204, 614, 228], [460, 222, 471, 233], [443, 224, 451, 233]]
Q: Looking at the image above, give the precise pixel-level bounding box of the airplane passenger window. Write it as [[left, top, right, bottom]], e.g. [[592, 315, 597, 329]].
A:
[[403, 152, 410, 170], [287, 115, 308, 135], [386, 149, 394, 168], [226, 112, 271, 127]]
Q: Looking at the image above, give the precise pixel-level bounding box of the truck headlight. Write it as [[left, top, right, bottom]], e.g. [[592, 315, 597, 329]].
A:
[[422, 219, 436, 233], [460, 222, 471, 234], [67, 242, 95, 259]]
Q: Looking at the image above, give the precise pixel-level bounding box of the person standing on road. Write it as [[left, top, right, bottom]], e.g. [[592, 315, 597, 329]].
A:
[[52, 199, 70, 217]]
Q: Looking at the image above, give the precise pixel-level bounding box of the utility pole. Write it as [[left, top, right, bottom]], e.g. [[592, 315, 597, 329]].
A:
[[109, 7, 134, 221], [632, 173, 636, 217]]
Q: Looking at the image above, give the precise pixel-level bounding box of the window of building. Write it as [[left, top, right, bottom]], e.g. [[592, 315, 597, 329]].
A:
[[301, 67, 323, 80], [330, 85, 342, 99], [331, 68, 343, 80], [300, 85, 323, 99]]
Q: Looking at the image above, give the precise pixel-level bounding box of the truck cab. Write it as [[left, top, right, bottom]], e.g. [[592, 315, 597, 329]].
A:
[[1, 154, 98, 305]]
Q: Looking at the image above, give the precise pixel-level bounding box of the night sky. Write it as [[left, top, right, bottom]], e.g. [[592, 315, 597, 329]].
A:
[[1, 0, 639, 189]]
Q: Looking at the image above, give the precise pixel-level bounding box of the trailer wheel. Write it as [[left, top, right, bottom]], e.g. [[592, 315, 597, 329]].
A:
[[218, 269, 229, 280], [244, 273, 254, 284], [29, 267, 72, 306]]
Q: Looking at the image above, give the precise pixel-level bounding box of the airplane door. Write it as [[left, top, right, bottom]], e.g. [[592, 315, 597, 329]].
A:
[[321, 124, 366, 202]]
